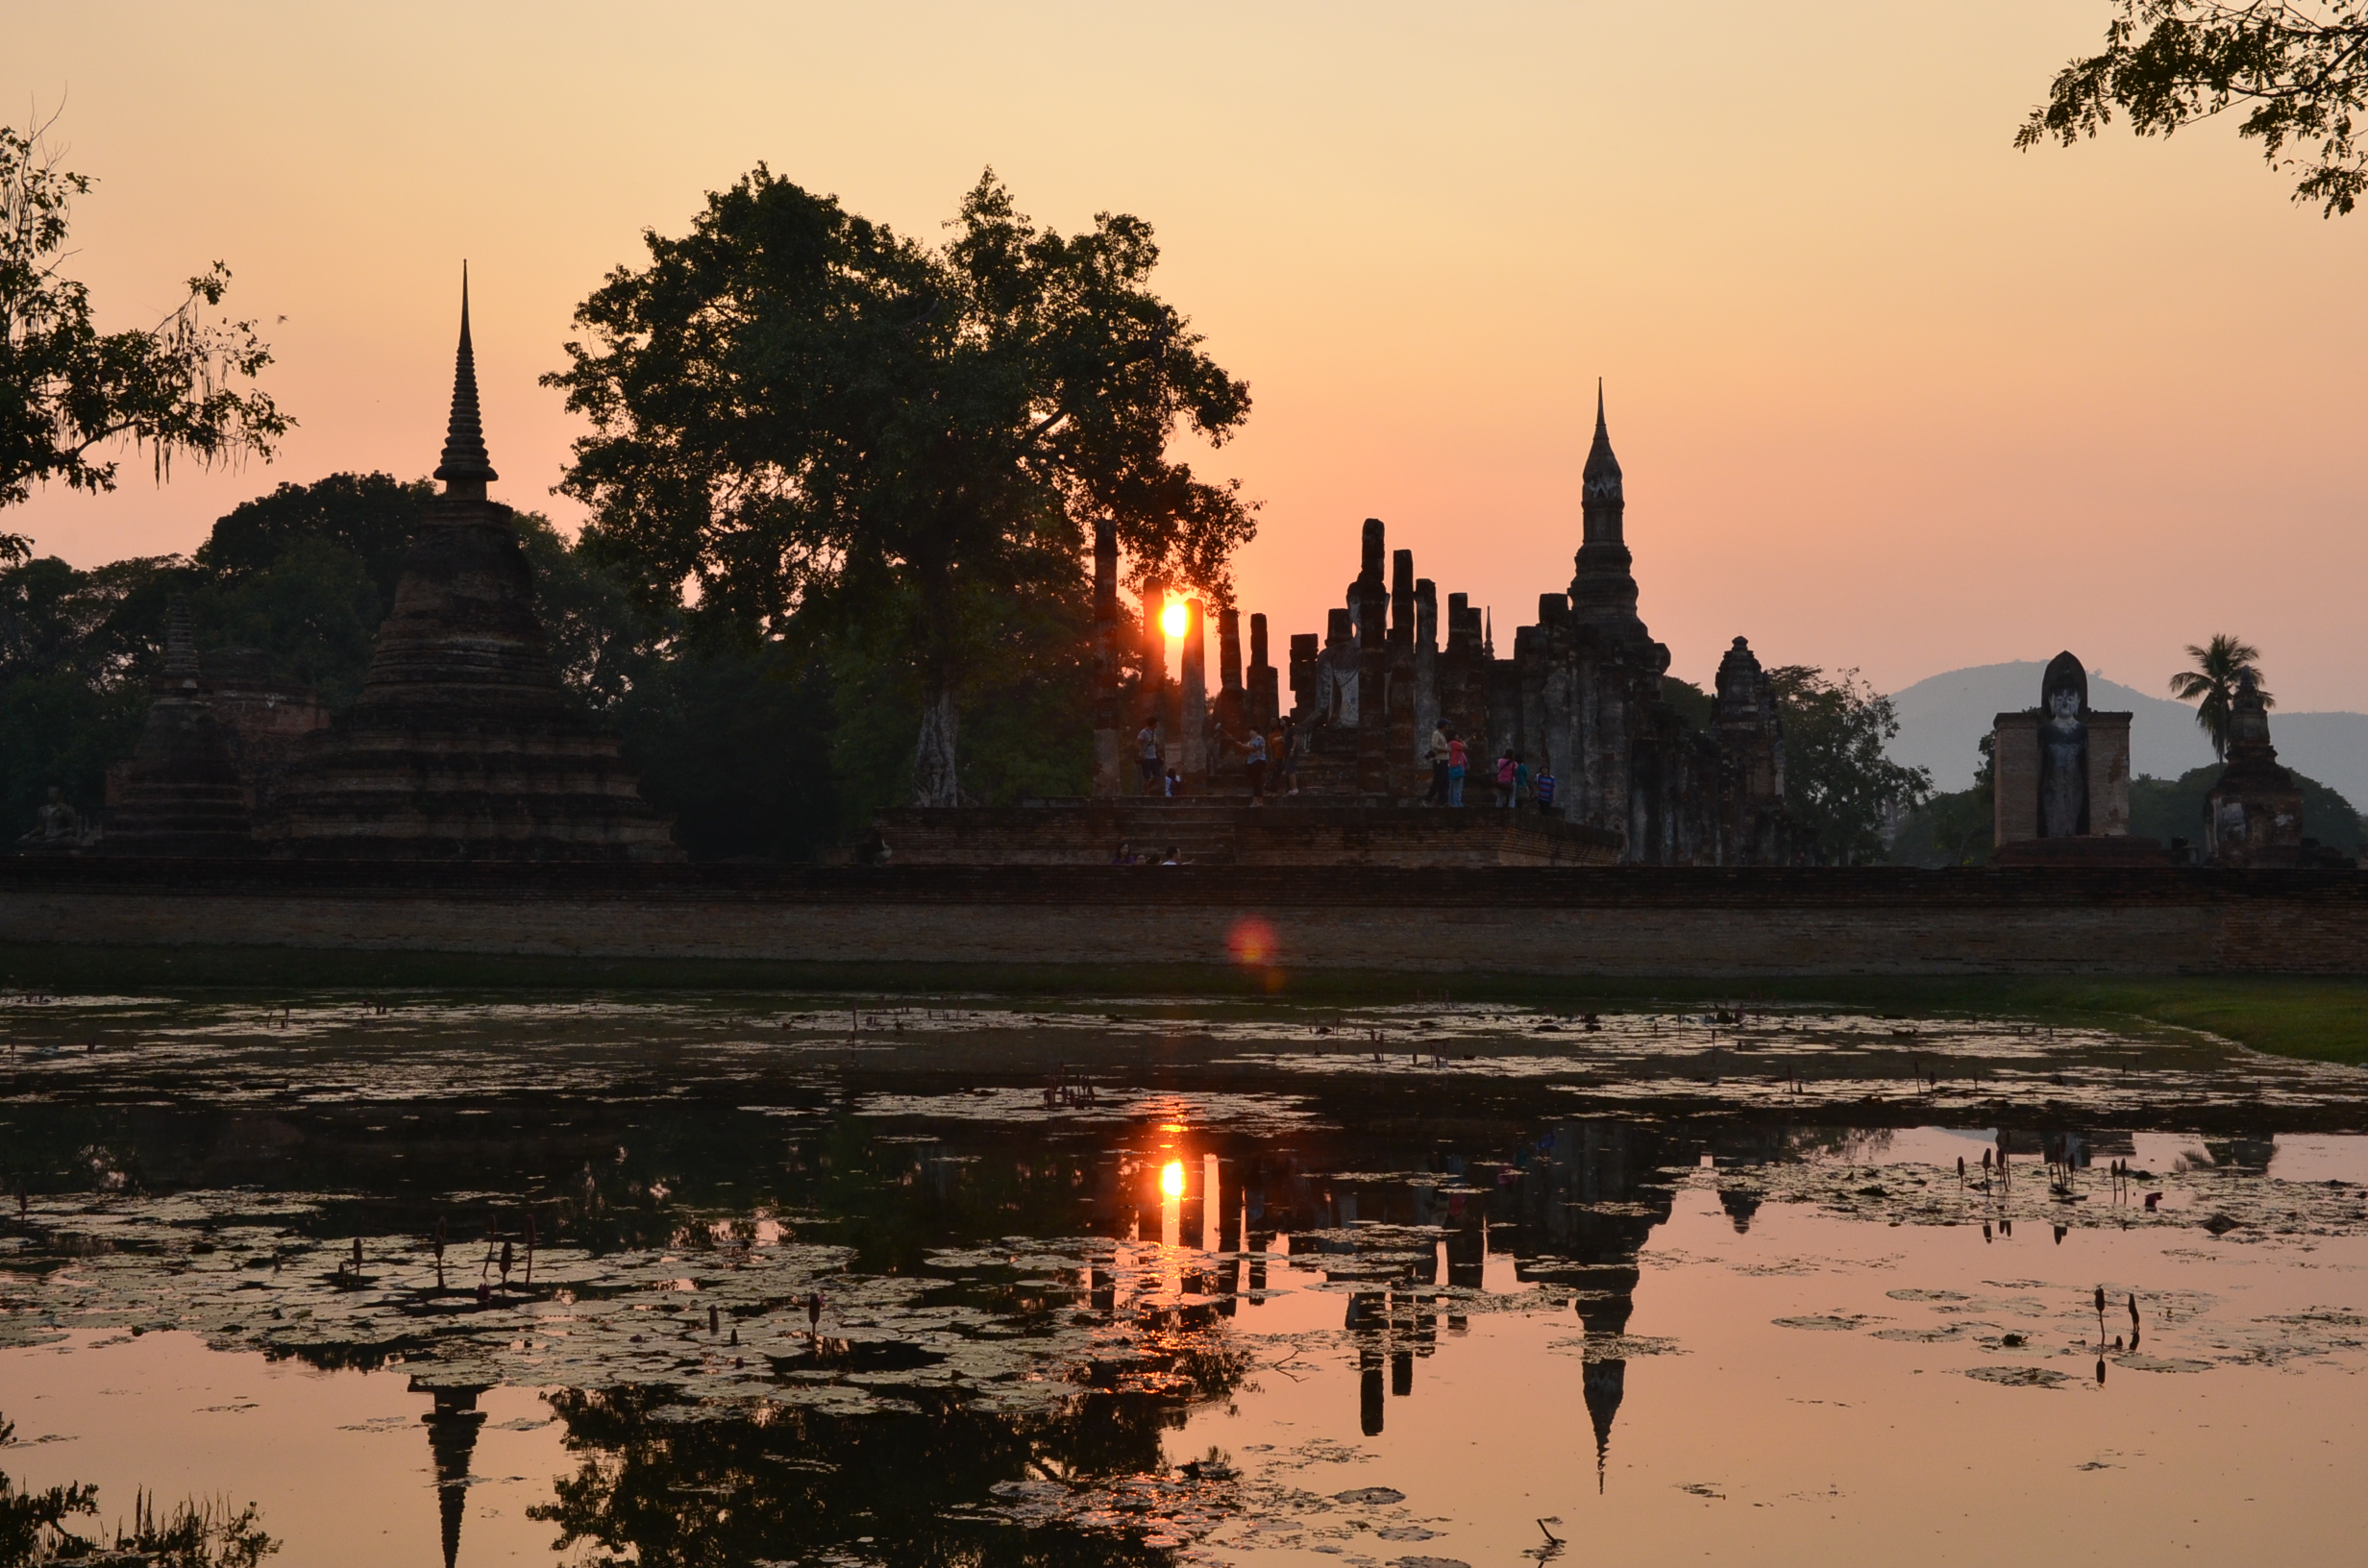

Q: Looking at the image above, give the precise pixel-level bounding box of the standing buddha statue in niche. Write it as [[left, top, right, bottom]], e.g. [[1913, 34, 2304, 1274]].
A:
[[2036, 651, 2089, 838]]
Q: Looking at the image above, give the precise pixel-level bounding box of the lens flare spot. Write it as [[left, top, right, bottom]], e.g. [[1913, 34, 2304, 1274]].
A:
[[1228, 916, 1277, 967], [1161, 601, 1189, 639], [1161, 1160, 1185, 1197]]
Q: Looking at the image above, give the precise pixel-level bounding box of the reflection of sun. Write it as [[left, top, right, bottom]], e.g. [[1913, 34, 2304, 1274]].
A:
[[1161, 1160, 1185, 1196], [1161, 601, 1189, 639]]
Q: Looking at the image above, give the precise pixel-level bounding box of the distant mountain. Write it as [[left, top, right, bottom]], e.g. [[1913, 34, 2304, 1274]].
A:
[[1882, 660, 2368, 808], [2267, 713, 2368, 811]]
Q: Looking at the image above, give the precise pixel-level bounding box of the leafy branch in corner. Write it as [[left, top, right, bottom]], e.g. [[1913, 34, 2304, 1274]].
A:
[[2018, 2, 2368, 214], [1, 110, 290, 519]]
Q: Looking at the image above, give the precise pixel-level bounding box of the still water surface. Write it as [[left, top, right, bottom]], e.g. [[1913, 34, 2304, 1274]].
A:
[[5, 993, 2367, 1565]]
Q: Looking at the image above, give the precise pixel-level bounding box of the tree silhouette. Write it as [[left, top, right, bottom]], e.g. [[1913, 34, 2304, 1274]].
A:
[[2168, 633, 2268, 760], [1, 112, 288, 552], [2018, 2, 2368, 216], [546, 168, 1254, 807]]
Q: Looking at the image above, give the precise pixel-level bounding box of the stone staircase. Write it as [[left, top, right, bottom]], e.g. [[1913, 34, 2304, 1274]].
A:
[[1019, 801, 1252, 863]]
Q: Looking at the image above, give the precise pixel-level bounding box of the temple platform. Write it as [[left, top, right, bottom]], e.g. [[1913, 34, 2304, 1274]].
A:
[[1991, 836, 2174, 867], [8, 857, 2368, 977], [870, 801, 1623, 867]]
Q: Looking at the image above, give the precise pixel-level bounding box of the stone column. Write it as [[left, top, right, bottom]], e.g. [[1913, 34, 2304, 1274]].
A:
[[1288, 632, 1318, 723], [1249, 614, 1279, 733], [1217, 606, 1246, 731], [1180, 598, 1209, 791], [1346, 521, 1389, 791], [1321, 608, 1356, 724], [1990, 713, 2039, 845], [1414, 579, 1439, 760], [1357, 579, 1390, 794], [2084, 713, 2133, 835], [1140, 580, 1168, 772], [1387, 549, 1418, 796], [1090, 517, 1123, 796]]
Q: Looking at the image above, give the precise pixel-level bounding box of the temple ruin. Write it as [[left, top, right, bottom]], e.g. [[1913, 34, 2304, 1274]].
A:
[[1990, 652, 2166, 865], [1052, 388, 1791, 865], [261, 277, 679, 861], [2204, 670, 2305, 868], [59, 277, 681, 862]]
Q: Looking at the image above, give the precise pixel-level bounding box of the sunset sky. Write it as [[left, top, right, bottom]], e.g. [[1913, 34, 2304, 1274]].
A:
[[11, 2, 2365, 716]]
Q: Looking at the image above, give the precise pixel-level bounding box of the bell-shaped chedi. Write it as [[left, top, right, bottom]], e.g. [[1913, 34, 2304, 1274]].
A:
[[103, 600, 258, 856], [2205, 670, 2304, 868], [262, 273, 680, 861]]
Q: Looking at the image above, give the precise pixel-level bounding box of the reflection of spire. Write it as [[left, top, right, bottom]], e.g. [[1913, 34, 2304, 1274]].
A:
[[1583, 1359, 1624, 1492], [417, 1381, 490, 1568], [1717, 1188, 1762, 1233], [433, 264, 499, 495]]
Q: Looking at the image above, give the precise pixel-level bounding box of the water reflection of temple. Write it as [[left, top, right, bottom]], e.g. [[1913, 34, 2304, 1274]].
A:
[[1072, 1116, 1699, 1488], [412, 1376, 489, 1568], [1075, 1109, 2155, 1493]]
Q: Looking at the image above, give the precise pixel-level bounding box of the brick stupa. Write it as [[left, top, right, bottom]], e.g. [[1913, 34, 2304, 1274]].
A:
[[103, 600, 258, 857], [262, 274, 680, 861]]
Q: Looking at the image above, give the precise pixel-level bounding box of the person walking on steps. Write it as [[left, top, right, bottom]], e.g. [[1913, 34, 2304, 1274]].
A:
[[1495, 750, 1517, 807], [1136, 720, 1162, 796], [1246, 728, 1269, 801], [1424, 723, 1449, 805], [1445, 728, 1468, 807], [1534, 759, 1558, 816], [1514, 753, 1532, 811]]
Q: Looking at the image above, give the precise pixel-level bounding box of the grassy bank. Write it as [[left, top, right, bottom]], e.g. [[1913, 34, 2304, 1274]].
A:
[[5, 943, 2366, 1067]]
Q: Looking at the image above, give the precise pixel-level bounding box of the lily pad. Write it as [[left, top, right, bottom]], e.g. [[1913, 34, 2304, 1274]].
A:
[[1963, 1365, 2069, 1388]]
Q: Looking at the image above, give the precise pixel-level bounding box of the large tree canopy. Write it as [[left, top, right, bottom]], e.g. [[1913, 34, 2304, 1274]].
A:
[[545, 167, 1255, 805], [1767, 665, 1932, 866], [0, 117, 287, 553], [2020, 2, 2368, 215]]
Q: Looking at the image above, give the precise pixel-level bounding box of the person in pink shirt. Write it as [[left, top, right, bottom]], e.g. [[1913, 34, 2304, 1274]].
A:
[[1445, 730, 1468, 806]]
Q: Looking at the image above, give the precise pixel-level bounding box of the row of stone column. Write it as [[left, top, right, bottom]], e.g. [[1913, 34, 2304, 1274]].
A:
[[1089, 518, 1281, 796]]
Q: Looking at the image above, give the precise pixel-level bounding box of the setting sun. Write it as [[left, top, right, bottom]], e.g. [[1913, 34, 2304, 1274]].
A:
[[1160, 601, 1189, 640], [1160, 1160, 1184, 1197]]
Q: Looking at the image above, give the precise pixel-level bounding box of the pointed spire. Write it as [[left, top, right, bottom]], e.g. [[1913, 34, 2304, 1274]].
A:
[[162, 597, 200, 686], [1582, 379, 1622, 501], [433, 263, 498, 493]]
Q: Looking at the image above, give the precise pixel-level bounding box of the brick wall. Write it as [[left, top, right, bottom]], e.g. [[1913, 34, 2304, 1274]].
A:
[[5, 858, 2365, 975]]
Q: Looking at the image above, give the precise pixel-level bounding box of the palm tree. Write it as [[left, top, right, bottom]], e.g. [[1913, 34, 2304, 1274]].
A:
[[2168, 635, 2270, 762]]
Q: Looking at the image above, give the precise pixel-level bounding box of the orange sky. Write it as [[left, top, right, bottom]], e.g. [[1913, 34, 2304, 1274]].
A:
[[10, 2, 2365, 711]]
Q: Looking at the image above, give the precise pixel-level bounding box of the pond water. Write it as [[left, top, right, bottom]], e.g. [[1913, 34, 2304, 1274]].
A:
[[5, 992, 2368, 1566]]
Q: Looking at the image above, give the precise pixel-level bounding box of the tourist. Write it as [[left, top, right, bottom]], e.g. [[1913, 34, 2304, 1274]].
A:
[[1534, 760, 1557, 815], [1514, 752, 1531, 811], [1246, 728, 1269, 800], [1495, 749, 1517, 807], [1160, 845, 1187, 865], [1445, 728, 1467, 806], [1136, 719, 1162, 795], [1164, 765, 1182, 797], [1423, 723, 1449, 805], [1111, 842, 1140, 865], [854, 825, 891, 866], [1279, 717, 1304, 795]]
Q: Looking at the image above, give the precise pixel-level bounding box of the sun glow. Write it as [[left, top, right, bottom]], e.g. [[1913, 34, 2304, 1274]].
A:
[[1161, 601, 1189, 640], [1160, 1160, 1185, 1197]]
